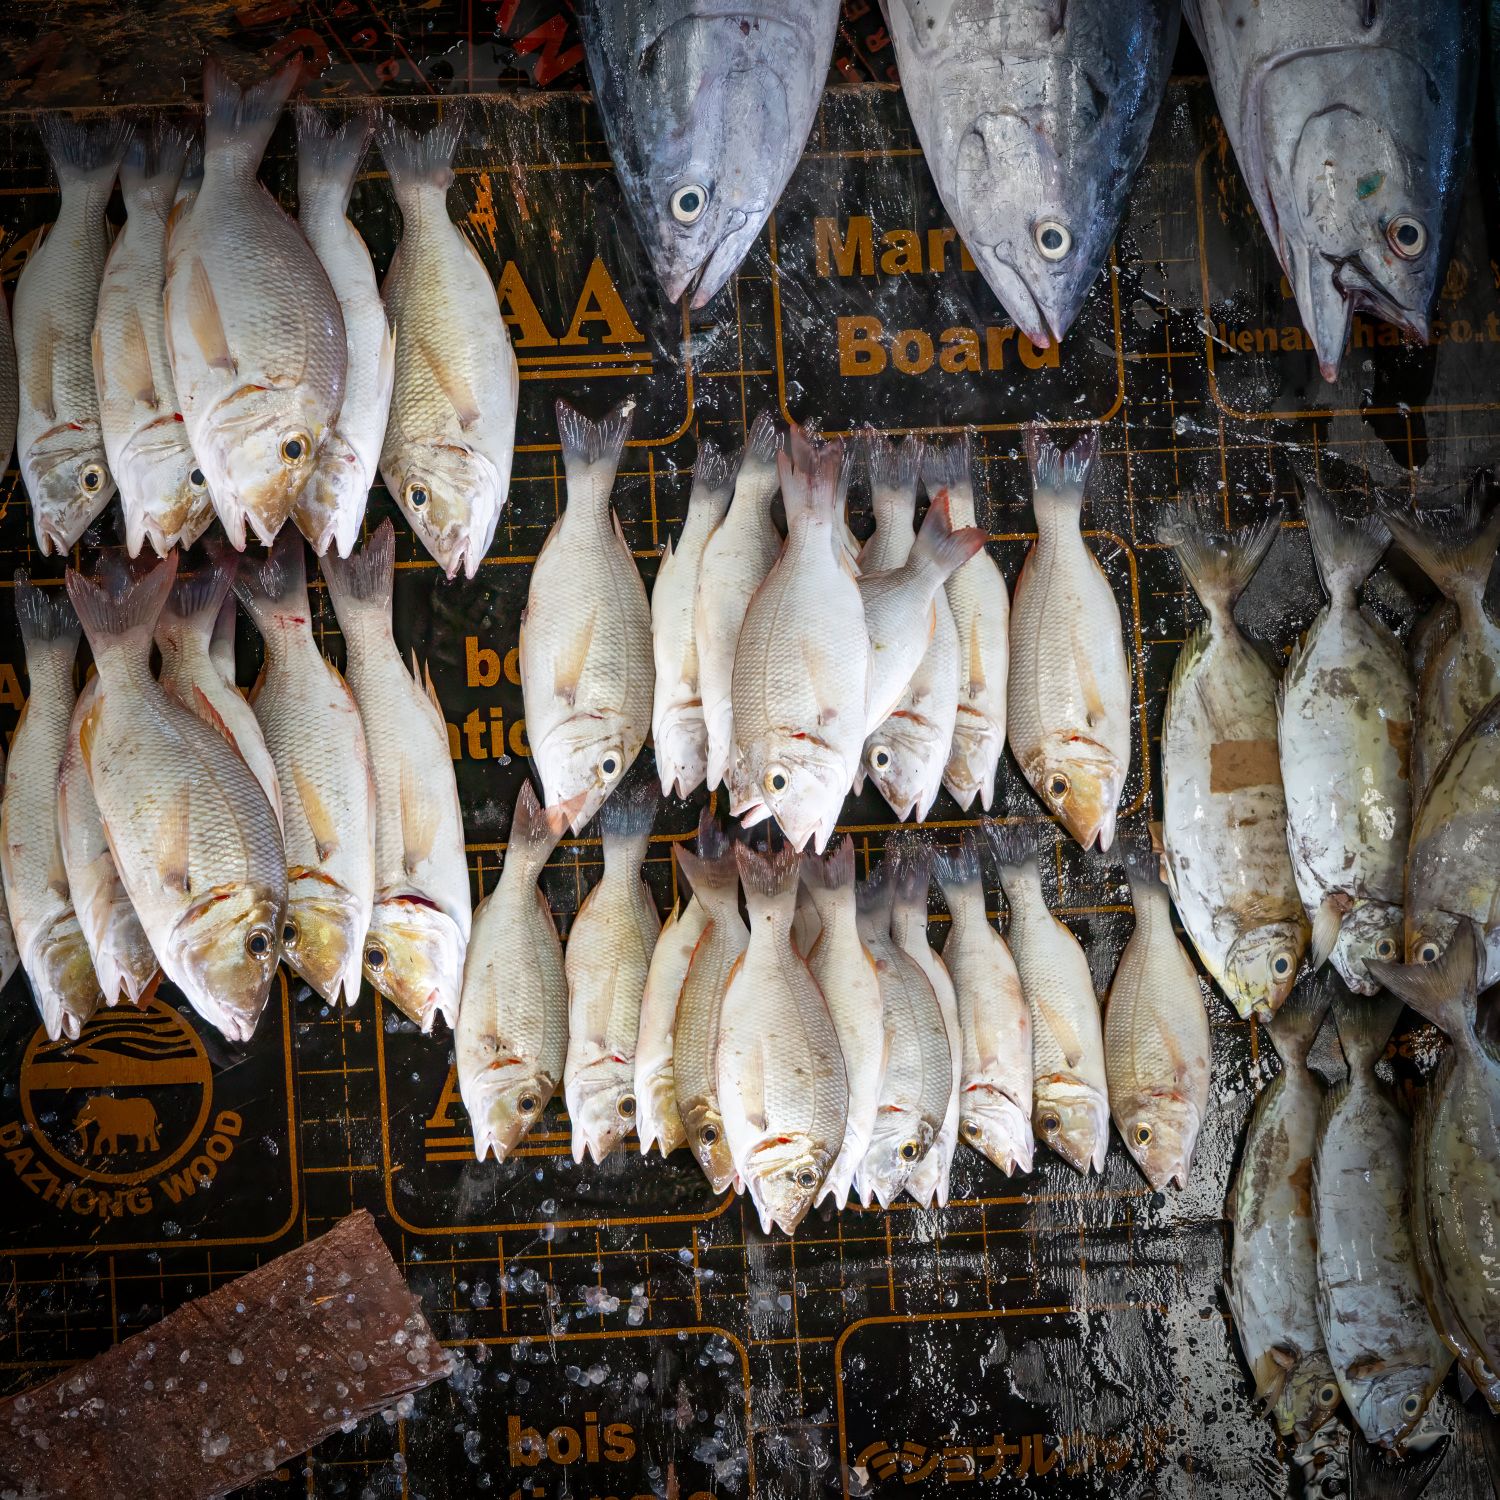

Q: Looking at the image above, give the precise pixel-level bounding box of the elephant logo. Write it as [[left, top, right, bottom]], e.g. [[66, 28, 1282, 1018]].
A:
[[74, 1096, 161, 1155]]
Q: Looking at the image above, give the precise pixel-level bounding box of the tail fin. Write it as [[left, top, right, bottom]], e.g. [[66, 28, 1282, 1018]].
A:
[[556, 399, 634, 502], [685, 440, 736, 535], [982, 818, 1040, 873], [119, 121, 188, 206], [14, 576, 81, 666], [1159, 501, 1281, 626], [908, 492, 986, 582], [932, 829, 983, 895], [889, 835, 933, 911], [160, 560, 234, 639], [39, 115, 131, 191], [378, 110, 463, 200], [800, 835, 856, 893], [674, 812, 739, 910], [865, 431, 922, 503], [595, 764, 658, 870], [854, 861, 895, 927], [66, 555, 177, 665], [507, 779, 568, 875], [202, 56, 300, 167], [295, 105, 372, 212], [1301, 483, 1388, 607], [1381, 493, 1500, 609], [321, 518, 394, 627], [921, 433, 981, 529], [1367, 918, 1481, 1039], [177, 135, 203, 199], [736, 409, 782, 481], [735, 843, 801, 920], [1331, 989, 1403, 1074], [1119, 831, 1171, 913], [1266, 974, 1335, 1068], [1025, 424, 1097, 516], [231, 525, 310, 631], [779, 425, 845, 530]]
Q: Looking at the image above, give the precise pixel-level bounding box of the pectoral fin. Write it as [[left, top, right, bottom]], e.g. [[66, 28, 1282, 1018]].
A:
[[155, 798, 191, 894], [553, 608, 597, 707], [293, 765, 339, 863], [420, 336, 481, 428], [186, 257, 235, 372], [399, 760, 439, 875], [117, 307, 159, 407], [24, 320, 56, 422]]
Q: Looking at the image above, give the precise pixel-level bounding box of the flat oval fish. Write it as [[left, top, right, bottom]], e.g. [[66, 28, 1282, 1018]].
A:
[[1185, 0, 1478, 381], [887, 0, 1178, 348], [575, 0, 840, 308]]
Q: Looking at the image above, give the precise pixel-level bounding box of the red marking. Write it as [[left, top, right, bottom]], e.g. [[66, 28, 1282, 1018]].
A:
[[507, 15, 582, 86]]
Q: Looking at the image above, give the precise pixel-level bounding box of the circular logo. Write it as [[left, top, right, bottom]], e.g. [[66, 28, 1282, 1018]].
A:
[[20, 999, 212, 1186]]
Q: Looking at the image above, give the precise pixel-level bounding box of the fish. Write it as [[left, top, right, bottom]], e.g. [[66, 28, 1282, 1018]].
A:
[[634, 890, 706, 1157], [886, 0, 1178, 348], [1227, 978, 1343, 1442], [1007, 428, 1132, 850], [563, 772, 660, 1163], [457, 781, 569, 1162], [800, 838, 887, 1210], [378, 113, 517, 578], [521, 401, 653, 833], [1279, 488, 1411, 994], [1310, 989, 1454, 1450], [696, 412, 782, 797], [717, 844, 848, 1235], [1371, 924, 1500, 1411], [672, 814, 748, 1192], [293, 108, 396, 559], [234, 529, 377, 1005], [57, 677, 158, 1007], [853, 863, 952, 1208], [651, 441, 735, 798], [13, 116, 129, 555], [322, 521, 471, 1030], [933, 830, 1034, 1176], [1, 580, 98, 1039], [66, 557, 286, 1043], [575, 0, 840, 307], [163, 60, 346, 549], [209, 588, 237, 686], [1159, 504, 1308, 1019], [987, 821, 1109, 1175], [1185, 0, 1477, 381], [92, 124, 214, 559], [1104, 840, 1213, 1190], [731, 428, 867, 853], [0, 285, 16, 473]]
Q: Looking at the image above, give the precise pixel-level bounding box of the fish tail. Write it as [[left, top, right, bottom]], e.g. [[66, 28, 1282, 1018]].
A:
[[507, 779, 568, 871], [1024, 424, 1098, 511], [202, 55, 301, 166], [864, 430, 923, 500], [377, 109, 464, 199], [779, 424, 845, 529], [321, 518, 394, 621], [1159, 500, 1281, 622], [854, 861, 895, 923], [230, 526, 309, 626], [66, 554, 178, 666], [920, 433, 982, 529], [1301, 482, 1388, 605], [161, 558, 234, 639], [1118, 828, 1170, 909], [295, 104, 373, 211], [888, 833, 934, 909], [1267, 975, 1334, 1068], [119, 120, 189, 202], [1367, 918, 1481, 1040], [931, 829, 982, 894], [981, 818, 1040, 875], [739, 409, 783, 478], [595, 764, 658, 870], [13, 575, 81, 669], [689, 438, 739, 513], [1331, 988, 1404, 1073], [734, 843, 801, 919], [1380, 492, 1500, 609], [909, 491, 986, 581], [674, 811, 739, 904], [800, 835, 855, 892], [555, 398, 635, 503], [38, 115, 132, 189]]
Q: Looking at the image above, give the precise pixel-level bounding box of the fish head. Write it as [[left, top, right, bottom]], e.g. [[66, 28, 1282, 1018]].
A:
[[293, 434, 366, 557], [1262, 1349, 1343, 1444], [742, 1131, 837, 1234], [654, 706, 709, 801], [958, 1086, 1034, 1176], [567, 1068, 638, 1164], [1114, 1087, 1202, 1191], [23, 424, 115, 554], [385, 440, 502, 580], [858, 1117, 936, 1208], [1224, 919, 1306, 1019], [1344, 1359, 1443, 1452], [30, 916, 101, 1041], [864, 725, 941, 823], [199, 384, 325, 546], [532, 717, 636, 833], [942, 719, 1004, 812], [1033, 1076, 1109, 1174], [1026, 735, 1125, 851], [1330, 900, 1404, 996], [462, 1057, 555, 1163], [362, 898, 464, 1031], [682, 1100, 738, 1194], [750, 740, 849, 853], [117, 435, 213, 557], [636, 1071, 685, 1156], [170, 884, 283, 1043], [281, 879, 368, 1006], [1406, 909, 1458, 970]]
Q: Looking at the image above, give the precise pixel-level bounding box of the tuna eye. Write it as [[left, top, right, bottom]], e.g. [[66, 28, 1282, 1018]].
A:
[[1418, 942, 1440, 964], [899, 1140, 920, 1161], [245, 927, 273, 959], [1133, 1123, 1153, 1147], [1318, 1383, 1339, 1407], [1375, 938, 1396, 959], [870, 745, 892, 771], [1271, 953, 1293, 978], [1034, 220, 1072, 260], [405, 481, 429, 510], [765, 765, 789, 795], [700, 1124, 718, 1146], [279, 432, 310, 466], [1038, 1111, 1060, 1135], [670, 182, 708, 225], [1401, 1393, 1422, 1417], [281, 919, 298, 946], [616, 1094, 636, 1118], [1047, 772, 1070, 801], [188, 467, 206, 490], [365, 943, 386, 971], [795, 1168, 818, 1189], [79, 463, 105, 494], [517, 1093, 538, 1114], [1387, 216, 1427, 259]]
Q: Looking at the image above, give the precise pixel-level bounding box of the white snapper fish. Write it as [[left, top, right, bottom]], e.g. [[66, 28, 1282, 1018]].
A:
[[634, 888, 706, 1158]]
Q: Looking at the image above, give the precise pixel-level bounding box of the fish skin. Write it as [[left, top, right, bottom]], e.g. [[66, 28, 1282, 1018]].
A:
[[66, 556, 286, 1044], [457, 781, 568, 1163], [1159, 505, 1308, 1019], [294, 108, 394, 559], [933, 831, 1034, 1177], [563, 774, 660, 1164], [1227, 980, 1343, 1442], [717, 844, 848, 1235], [1007, 427, 1131, 851], [14, 117, 129, 556], [234, 529, 377, 1007], [377, 113, 516, 579], [575, 0, 839, 308], [322, 521, 471, 1031], [93, 125, 214, 559], [164, 60, 346, 550], [651, 442, 735, 799], [1186, 0, 1477, 382], [0, 285, 16, 474], [2, 580, 98, 1040], [887, 0, 1177, 348], [635, 892, 706, 1157], [1278, 489, 1411, 995]]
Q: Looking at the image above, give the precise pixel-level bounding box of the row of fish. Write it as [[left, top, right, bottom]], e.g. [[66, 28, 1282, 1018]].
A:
[[3, 65, 515, 577]]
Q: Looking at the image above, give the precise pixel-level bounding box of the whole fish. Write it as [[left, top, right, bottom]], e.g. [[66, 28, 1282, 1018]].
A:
[[672, 816, 747, 1192], [0, 286, 16, 473], [988, 822, 1109, 1174], [92, 124, 213, 558], [696, 412, 782, 796], [1279, 489, 1411, 993], [563, 774, 660, 1163], [1008, 428, 1132, 850], [651, 442, 735, 798], [14, 117, 129, 554], [575, 0, 840, 307], [717, 845, 848, 1234], [933, 830, 1034, 1176], [57, 678, 157, 1007], [1104, 842, 1212, 1190], [234, 530, 377, 1006], [457, 781, 568, 1162], [1159, 506, 1308, 1018], [887, 0, 1178, 348], [521, 401, 653, 833], [1186, 0, 1477, 381], [378, 113, 516, 577], [1372, 923, 1500, 1410], [322, 521, 471, 1029], [635, 890, 706, 1157], [1227, 980, 1343, 1442], [924, 438, 1009, 812], [164, 61, 346, 549], [1311, 991, 1453, 1449], [800, 838, 886, 1210], [294, 108, 395, 559], [1, 580, 97, 1039], [67, 557, 286, 1043], [731, 429, 867, 852]]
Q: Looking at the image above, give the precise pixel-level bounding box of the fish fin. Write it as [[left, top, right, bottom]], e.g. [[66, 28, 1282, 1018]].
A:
[[231, 525, 309, 625], [321, 519, 395, 623], [1300, 481, 1388, 604], [120, 120, 189, 200], [908, 490, 986, 581], [595, 766, 657, 844], [735, 843, 801, 925], [117, 307, 158, 407], [1310, 896, 1346, 971], [202, 55, 301, 164], [189, 685, 242, 758], [185, 256, 236, 373], [419, 334, 482, 429], [66, 555, 178, 663], [414, 655, 444, 719], [1367, 919, 1481, 1038], [509, 779, 568, 868], [24, 318, 56, 422], [399, 759, 439, 874], [1158, 500, 1282, 623], [920, 431, 981, 524], [1267, 976, 1337, 1068], [162, 558, 234, 636], [965, 616, 987, 694], [779, 425, 845, 528], [800, 835, 856, 891], [293, 764, 339, 862], [154, 797, 191, 895], [76, 694, 102, 777], [864, 429, 922, 519], [691, 438, 740, 506], [1024, 424, 1096, 520], [1305, 1004, 1347, 1092], [1331, 989, 1403, 1073], [737, 1032, 768, 1133], [551, 606, 596, 708], [14, 575, 81, 660], [555, 398, 634, 497], [38, 115, 131, 187], [1380, 493, 1500, 607], [377, 109, 464, 199], [294, 104, 372, 209]]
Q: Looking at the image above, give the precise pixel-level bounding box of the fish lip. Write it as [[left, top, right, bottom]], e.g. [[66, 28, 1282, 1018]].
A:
[[972, 252, 1058, 349]]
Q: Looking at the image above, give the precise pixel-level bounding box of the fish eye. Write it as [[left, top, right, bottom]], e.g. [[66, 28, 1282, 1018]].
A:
[[616, 1094, 636, 1119], [245, 927, 273, 959], [795, 1168, 818, 1190], [1387, 216, 1427, 259], [365, 943, 387, 971], [1038, 1111, 1060, 1135], [1133, 1123, 1153, 1147], [1046, 772, 1070, 801], [1317, 1383, 1339, 1407], [1034, 220, 1072, 261], [281, 918, 298, 947], [517, 1093, 538, 1114], [700, 1124, 719, 1146], [404, 481, 429, 510], [1418, 942, 1441, 964], [899, 1140, 920, 1161], [79, 463, 105, 494], [870, 745, 892, 772], [765, 765, 789, 796], [1271, 952, 1293, 979], [279, 432, 310, 466], [188, 466, 206, 490], [599, 753, 621, 780], [1375, 937, 1397, 959], [1401, 1393, 1422, 1417], [670, 182, 708, 225], [963, 1120, 981, 1139]]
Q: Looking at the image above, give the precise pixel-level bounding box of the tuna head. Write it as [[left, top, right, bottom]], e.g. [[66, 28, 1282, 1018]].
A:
[[1114, 1087, 1203, 1191], [958, 1085, 1034, 1176], [461, 1058, 555, 1163], [384, 439, 503, 580], [24, 423, 115, 555], [1024, 732, 1125, 851], [362, 897, 465, 1032], [169, 883, 283, 1043], [1033, 1075, 1109, 1174], [1223, 918, 1306, 1019], [282, 876, 368, 1006], [747, 739, 849, 853], [1328, 900, 1402, 996], [742, 1131, 835, 1235]]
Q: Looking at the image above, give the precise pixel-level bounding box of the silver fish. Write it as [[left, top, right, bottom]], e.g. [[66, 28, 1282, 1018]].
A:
[[575, 0, 840, 307], [635, 890, 706, 1158]]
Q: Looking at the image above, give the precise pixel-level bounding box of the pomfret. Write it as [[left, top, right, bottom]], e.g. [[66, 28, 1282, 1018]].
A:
[[14, 117, 129, 555], [576, 0, 840, 307], [887, 0, 1178, 347], [322, 522, 471, 1030], [521, 401, 653, 833], [635, 891, 706, 1157]]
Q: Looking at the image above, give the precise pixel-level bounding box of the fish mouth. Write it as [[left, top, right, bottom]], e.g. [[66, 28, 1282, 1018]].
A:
[[973, 252, 1058, 349], [664, 210, 754, 310], [1289, 242, 1429, 383]]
